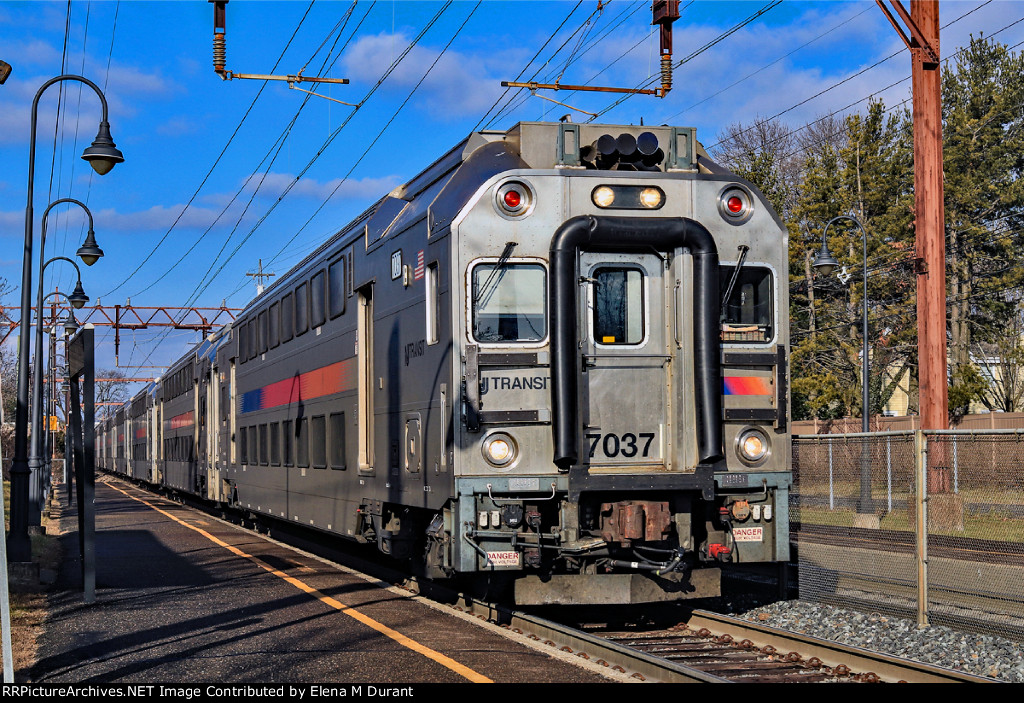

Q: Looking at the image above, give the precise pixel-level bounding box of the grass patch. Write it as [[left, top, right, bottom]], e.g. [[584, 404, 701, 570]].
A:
[[2, 480, 63, 682]]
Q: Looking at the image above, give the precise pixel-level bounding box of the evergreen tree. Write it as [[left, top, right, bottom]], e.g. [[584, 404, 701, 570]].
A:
[[721, 38, 1024, 423], [787, 101, 913, 421], [942, 37, 1024, 415], [789, 124, 850, 419]]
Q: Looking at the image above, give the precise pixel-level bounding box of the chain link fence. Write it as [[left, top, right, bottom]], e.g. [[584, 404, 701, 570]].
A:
[[793, 430, 1024, 641]]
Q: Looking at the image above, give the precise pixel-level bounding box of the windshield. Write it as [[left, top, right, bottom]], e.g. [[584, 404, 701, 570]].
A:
[[720, 265, 773, 343], [471, 262, 546, 343]]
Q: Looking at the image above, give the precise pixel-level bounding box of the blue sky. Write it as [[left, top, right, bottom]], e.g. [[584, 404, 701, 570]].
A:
[[1, 0, 1022, 386]]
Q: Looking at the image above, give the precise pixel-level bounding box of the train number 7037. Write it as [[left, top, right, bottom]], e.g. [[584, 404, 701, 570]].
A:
[[586, 432, 656, 459]]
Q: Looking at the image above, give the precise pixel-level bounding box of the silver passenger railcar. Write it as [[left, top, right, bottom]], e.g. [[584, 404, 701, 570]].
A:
[[101, 121, 791, 605]]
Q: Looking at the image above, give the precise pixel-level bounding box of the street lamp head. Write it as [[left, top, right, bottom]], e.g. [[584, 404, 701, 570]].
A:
[[62, 310, 79, 337], [68, 281, 89, 309], [81, 120, 124, 176], [76, 229, 104, 266], [813, 243, 840, 276]]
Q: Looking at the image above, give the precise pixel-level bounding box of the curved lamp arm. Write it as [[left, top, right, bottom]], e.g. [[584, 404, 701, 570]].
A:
[[11, 73, 123, 562]]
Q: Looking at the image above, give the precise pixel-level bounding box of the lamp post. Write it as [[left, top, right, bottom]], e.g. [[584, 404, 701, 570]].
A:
[[39, 291, 79, 503], [813, 214, 874, 518], [29, 202, 99, 525], [9, 74, 122, 562], [32, 262, 90, 522]]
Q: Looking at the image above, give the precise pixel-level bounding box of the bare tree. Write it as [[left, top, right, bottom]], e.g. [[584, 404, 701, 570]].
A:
[[712, 116, 801, 220], [1, 277, 16, 466], [95, 368, 132, 418]]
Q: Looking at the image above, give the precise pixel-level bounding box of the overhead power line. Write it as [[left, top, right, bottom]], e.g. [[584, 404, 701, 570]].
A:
[[103, 0, 322, 298], [128, 1, 464, 371]]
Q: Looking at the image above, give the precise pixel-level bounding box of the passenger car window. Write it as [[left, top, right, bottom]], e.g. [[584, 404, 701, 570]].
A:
[[296, 417, 309, 467], [281, 293, 294, 343], [311, 415, 326, 469], [269, 422, 280, 466], [282, 419, 293, 466], [328, 258, 345, 318], [295, 283, 309, 336], [310, 270, 326, 329], [269, 302, 280, 349], [330, 412, 346, 469]]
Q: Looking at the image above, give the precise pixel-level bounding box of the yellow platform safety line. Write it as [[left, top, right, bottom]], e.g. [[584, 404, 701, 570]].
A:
[[108, 481, 493, 683]]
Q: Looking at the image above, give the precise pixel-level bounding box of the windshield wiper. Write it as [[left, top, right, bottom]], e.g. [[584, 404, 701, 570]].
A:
[[720, 244, 750, 320], [474, 241, 518, 307]]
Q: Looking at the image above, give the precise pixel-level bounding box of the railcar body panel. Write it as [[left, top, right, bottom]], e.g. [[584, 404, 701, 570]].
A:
[[103, 121, 792, 604]]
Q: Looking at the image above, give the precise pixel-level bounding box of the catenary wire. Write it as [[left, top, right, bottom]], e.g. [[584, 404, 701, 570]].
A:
[[103, 0, 321, 298]]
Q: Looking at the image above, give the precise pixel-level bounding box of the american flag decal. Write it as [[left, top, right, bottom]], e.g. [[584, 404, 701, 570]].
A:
[[414, 250, 425, 280]]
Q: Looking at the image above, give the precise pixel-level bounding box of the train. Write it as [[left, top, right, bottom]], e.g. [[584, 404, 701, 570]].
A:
[[97, 120, 791, 605]]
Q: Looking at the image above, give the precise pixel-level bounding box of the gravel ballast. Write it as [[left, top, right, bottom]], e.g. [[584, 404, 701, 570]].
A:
[[725, 599, 1024, 682]]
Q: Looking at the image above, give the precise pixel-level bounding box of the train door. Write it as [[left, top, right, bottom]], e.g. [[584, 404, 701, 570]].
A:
[[156, 400, 164, 485], [123, 413, 130, 478], [207, 364, 220, 501], [218, 339, 236, 469], [578, 251, 675, 470], [194, 377, 203, 494], [357, 284, 375, 473], [149, 402, 158, 482]]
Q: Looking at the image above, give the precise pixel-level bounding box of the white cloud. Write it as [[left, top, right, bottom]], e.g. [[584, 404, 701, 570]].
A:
[[342, 31, 507, 118], [569, 4, 914, 140], [89, 203, 252, 233], [0, 66, 175, 146], [0, 202, 229, 238], [2, 39, 61, 67], [0, 209, 20, 230], [0, 170, 402, 236], [155, 115, 200, 137], [239, 171, 402, 202]]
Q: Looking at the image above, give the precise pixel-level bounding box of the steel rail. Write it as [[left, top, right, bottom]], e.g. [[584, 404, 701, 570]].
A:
[[95, 474, 999, 683], [463, 601, 726, 683]]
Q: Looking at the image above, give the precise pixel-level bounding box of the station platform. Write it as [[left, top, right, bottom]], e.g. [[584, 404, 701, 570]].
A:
[[29, 477, 619, 685]]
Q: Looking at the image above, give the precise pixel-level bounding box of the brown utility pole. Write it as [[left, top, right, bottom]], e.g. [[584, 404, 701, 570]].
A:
[[877, 0, 948, 430]]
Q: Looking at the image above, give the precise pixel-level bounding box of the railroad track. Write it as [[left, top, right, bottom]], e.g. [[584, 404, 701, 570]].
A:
[[794, 524, 1024, 641], [459, 603, 997, 683], [794, 523, 1024, 566], [98, 476, 998, 683]]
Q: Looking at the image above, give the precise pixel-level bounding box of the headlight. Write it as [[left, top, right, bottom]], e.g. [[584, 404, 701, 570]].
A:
[[482, 432, 518, 468], [736, 427, 769, 465], [591, 185, 664, 210], [592, 186, 615, 208], [639, 187, 663, 209]]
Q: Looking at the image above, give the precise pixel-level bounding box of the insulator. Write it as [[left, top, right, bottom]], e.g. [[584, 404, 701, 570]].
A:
[[660, 54, 672, 95], [213, 33, 227, 74]]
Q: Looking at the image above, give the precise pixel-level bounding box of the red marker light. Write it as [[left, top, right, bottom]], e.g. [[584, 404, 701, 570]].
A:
[[496, 180, 533, 216], [727, 195, 744, 213]]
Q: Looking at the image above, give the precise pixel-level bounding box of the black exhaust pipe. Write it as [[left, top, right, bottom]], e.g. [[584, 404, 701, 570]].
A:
[[549, 215, 724, 471]]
